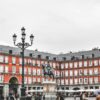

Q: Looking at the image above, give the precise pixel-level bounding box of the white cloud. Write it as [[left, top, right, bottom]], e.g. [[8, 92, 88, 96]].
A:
[[0, 0, 100, 54]]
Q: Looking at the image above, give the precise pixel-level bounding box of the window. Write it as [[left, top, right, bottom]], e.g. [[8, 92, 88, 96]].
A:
[[65, 71, 68, 76], [0, 65, 3, 72], [94, 60, 98, 66], [89, 78, 93, 84], [69, 63, 73, 68], [53, 63, 56, 68], [12, 66, 16, 73], [79, 78, 83, 84], [84, 61, 87, 67], [94, 68, 98, 75], [5, 66, 8, 73], [70, 70, 73, 76], [84, 78, 88, 84], [54, 70, 56, 76], [61, 79, 64, 85], [19, 67, 22, 74], [89, 69, 93, 75], [61, 71, 64, 77], [28, 68, 31, 75], [33, 78, 36, 83], [19, 58, 22, 64], [5, 56, 8, 63], [28, 77, 32, 84], [41, 61, 44, 65], [28, 59, 32, 65], [74, 70, 78, 76], [0, 75, 3, 83], [65, 63, 68, 68], [37, 78, 40, 82], [57, 79, 60, 84], [49, 62, 52, 67], [37, 69, 40, 75], [12, 57, 16, 64], [0, 56, 4, 62], [89, 60, 92, 66], [45, 61, 47, 64], [33, 69, 36, 75], [24, 68, 27, 74], [84, 69, 87, 75], [56, 71, 60, 77], [37, 60, 40, 66], [79, 61, 82, 67], [24, 59, 27, 64], [9, 50, 12, 54], [24, 77, 27, 84], [94, 77, 98, 83], [79, 69, 83, 75], [65, 79, 68, 85], [74, 62, 77, 68], [32, 60, 35, 66], [61, 63, 64, 69], [70, 79, 73, 85], [74, 79, 78, 84]]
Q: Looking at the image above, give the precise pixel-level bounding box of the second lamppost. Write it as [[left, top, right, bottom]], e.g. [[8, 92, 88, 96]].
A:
[[12, 27, 34, 96]]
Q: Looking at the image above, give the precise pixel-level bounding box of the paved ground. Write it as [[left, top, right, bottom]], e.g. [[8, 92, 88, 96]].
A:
[[65, 97, 95, 100]]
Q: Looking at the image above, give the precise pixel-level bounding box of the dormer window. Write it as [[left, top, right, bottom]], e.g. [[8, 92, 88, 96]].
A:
[[92, 54, 94, 58], [29, 53, 32, 57], [53, 57, 56, 61], [63, 57, 66, 61], [9, 50, 12, 54], [71, 56, 75, 60], [38, 55, 41, 59], [20, 52, 22, 56], [82, 55, 84, 59], [46, 56, 49, 60]]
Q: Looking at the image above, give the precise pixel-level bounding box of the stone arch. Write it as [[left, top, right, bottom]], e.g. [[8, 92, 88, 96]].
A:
[[9, 77, 19, 95], [73, 87, 80, 90]]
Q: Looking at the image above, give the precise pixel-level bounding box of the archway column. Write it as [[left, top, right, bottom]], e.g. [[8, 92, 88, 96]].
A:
[[3, 84, 9, 98], [18, 84, 21, 97]]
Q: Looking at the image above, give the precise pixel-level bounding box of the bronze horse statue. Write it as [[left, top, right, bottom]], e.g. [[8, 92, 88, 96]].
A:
[[42, 63, 54, 79]]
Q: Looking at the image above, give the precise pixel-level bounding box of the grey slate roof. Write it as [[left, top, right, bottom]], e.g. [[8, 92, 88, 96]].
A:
[[0, 45, 59, 60], [0, 45, 100, 61]]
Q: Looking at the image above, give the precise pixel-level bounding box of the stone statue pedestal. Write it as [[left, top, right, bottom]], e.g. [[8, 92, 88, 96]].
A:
[[43, 80, 57, 100]]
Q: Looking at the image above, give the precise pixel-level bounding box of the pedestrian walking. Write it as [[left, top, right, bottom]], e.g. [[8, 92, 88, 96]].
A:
[[82, 92, 88, 100], [96, 92, 100, 100], [56, 94, 60, 100], [80, 92, 83, 100], [74, 94, 76, 100], [43, 95, 45, 100], [60, 94, 64, 100]]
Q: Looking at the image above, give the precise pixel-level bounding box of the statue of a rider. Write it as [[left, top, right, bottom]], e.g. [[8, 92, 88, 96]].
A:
[[42, 61, 54, 79]]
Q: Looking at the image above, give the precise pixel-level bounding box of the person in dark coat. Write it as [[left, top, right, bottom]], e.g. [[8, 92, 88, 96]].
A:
[[80, 92, 83, 100], [60, 94, 64, 100], [43, 95, 45, 100]]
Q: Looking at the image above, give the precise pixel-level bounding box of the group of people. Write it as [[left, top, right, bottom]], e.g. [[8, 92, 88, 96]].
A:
[[79, 92, 88, 100], [56, 94, 64, 100]]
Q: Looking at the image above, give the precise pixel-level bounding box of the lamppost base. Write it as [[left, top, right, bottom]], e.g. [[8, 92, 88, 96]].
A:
[[21, 87, 26, 96]]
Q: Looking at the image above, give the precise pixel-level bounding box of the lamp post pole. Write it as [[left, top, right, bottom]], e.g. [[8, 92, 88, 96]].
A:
[[12, 27, 34, 96]]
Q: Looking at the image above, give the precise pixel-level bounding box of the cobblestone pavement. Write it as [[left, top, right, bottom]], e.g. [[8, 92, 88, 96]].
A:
[[65, 97, 95, 100]]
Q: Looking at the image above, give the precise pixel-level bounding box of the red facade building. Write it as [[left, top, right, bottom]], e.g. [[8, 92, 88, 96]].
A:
[[0, 45, 100, 97]]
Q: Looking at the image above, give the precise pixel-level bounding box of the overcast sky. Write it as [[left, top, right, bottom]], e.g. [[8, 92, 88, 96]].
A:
[[0, 0, 100, 54]]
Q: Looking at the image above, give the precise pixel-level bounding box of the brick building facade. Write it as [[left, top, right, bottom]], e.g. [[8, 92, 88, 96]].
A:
[[0, 45, 100, 97]]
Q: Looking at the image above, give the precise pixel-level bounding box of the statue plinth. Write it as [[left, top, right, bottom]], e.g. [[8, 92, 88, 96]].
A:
[[43, 80, 57, 100]]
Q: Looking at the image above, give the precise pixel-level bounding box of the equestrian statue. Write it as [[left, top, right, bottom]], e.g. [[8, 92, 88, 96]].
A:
[[42, 62, 55, 79]]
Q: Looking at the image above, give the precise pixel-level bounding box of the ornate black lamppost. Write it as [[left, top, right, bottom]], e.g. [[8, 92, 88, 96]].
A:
[[12, 27, 34, 96]]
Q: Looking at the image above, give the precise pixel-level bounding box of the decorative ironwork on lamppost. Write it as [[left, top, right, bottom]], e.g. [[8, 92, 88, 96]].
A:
[[12, 27, 34, 96]]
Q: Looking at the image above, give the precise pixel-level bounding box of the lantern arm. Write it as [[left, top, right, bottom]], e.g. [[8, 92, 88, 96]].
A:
[[24, 42, 32, 49], [14, 42, 23, 49]]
